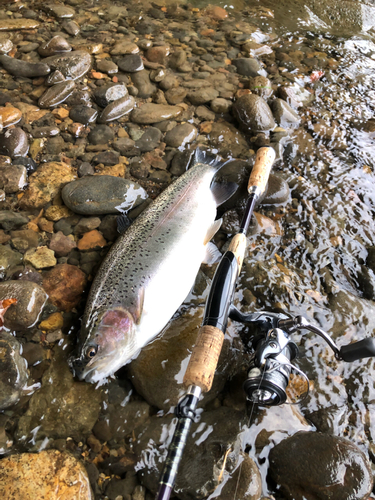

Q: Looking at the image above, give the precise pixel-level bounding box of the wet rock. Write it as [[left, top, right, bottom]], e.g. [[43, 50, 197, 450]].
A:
[[248, 76, 273, 100], [233, 58, 264, 77], [215, 452, 262, 500], [208, 122, 249, 157], [24, 246, 57, 269], [0, 450, 93, 500], [17, 347, 101, 443], [19, 162, 76, 210], [134, 127, 162, 152], [135, 407, 248, 499], [118, 54, 144, 72], [195, 105, 216, 121], [42, 264, 87, 312], [131, 103, 183, 124], [271, 98, 300, 128], [0, 55, 50, 78], [0, 106, 22, 127], [0, 331, 29, 410], [74, 217, 101, 235], [104, 472, 139, 500], [262, 174, 290, 205], [98, 95, 135, 123], [93, 83, 128, 108], [165, 87, 187, 105], [0, 39, 12, 54], [268, 431, 373, 500], [13, 156, 37, 173], [129, 307, 242, 411], [211, 98, 232, 114], [49, 231, 77, 257], [233, 94, 276, 133], [0, 280, 47, 329], [0, 211, 28, 231], [0, 164, 27, 193], [77, 230, 106, 251], [110, 41, 139, 56], [39, 80, 75, 108], [145, 45, 170, 65], [62, 19, 80, 36], [113, 137, 136, 155], [0, 246, 23, 278], [45, 3, 75, 18], [10, 228, 39, 253], [43, 51, 92, 81], [130, 70, 156, 98], [88, 124, 114, 145], [187, 87, 219, 105], [92, 151, 119, 166], [69, 105, 97, 124], [164, 123, 197, 148], [38, 36, 72, 57], [62, 175, 147, 215], [93, 400, 150, 442], [0, 19, 40, 31], [0, 127, 29, 158]]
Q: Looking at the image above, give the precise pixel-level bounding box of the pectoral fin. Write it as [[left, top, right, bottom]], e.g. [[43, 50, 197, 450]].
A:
[[202, 242, 222, 264], [203, 218, 222, 245]]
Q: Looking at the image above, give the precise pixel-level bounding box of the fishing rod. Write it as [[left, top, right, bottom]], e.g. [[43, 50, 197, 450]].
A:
[[156, 146, 276, 500]]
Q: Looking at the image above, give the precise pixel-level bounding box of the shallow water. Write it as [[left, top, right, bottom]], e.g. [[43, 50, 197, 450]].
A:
[[1, 0, 375, 498]]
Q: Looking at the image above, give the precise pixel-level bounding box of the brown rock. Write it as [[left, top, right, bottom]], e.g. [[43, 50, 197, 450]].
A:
[[0, 230, 10, 244], [19, 162, 77, 210], [0, 450, 93, 500], [145, 46, 170, 65], [205, 5, 228, 20], [43, 264, 87, 311], [49, 231, 77, 257], [39, 312, 64, 332], [77, 230, 106, 250], [45, 205, 73, 222], [38, 218, 54, 233], [0, 106, 22, 127], [24, 246, 57, 269]]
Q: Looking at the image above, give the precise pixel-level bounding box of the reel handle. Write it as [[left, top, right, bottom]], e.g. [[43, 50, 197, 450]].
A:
[[248, 147, 276, 195], [339, 338, 375, 362]]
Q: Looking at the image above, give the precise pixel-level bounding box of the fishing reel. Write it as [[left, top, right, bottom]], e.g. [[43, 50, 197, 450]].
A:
[[229, 308, 375, 406]]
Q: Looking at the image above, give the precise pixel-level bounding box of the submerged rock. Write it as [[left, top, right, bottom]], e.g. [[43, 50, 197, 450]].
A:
[[233, 94, 275, 133], [131, 103, 183, 124], [39, 80, 75, 108], [0, 450, 93, 499], [268, 431, 373, 500], [62, 175, 147, 215], [0, 331, 30, 410], [98, 95, 135, 123], [42, 264, 87, 312], [0, 280, 47, 330], [0, 55, 50, 78], [0, 127, 29, 158], [42, 51, 92, 80]]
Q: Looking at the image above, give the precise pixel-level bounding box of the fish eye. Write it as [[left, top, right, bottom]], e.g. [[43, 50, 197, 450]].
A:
[[85, 345, 98, 359]]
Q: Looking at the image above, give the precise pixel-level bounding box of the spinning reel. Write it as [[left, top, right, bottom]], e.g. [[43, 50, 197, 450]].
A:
[[229, 308, 375, 406]]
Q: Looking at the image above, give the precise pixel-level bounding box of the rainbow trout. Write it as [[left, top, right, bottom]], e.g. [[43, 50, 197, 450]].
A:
[[71, 150, 235, 383]]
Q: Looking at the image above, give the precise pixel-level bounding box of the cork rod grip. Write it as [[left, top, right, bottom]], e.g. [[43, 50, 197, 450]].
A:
[[183, 325, 225, 393], [248, 147, 276, 195]]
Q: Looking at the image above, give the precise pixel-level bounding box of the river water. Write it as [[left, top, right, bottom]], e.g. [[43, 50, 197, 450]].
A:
[[0, 0, 375, 499]]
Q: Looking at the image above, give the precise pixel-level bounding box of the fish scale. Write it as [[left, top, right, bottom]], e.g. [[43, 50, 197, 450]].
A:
[[72, 153, 235, 383]]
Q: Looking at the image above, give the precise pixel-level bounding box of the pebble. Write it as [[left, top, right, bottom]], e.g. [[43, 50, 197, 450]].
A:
[[77, 229, 106, 250], [0, 450, 93, 499], [0, 39, 12, 54], [0, 19, 40, 31], [42, 51, 92, 80], [117, 54, 144, 72], [248, 76, 273, 99], [88, 124, 114, 145], [233, 58, 265, 77], [24, 246, 57, 269], [10, 228, 38, 253], [135, 127, 162, 152], [269, 432, 373, 500], [271, 98, 300, 128], [0, 55, 50, 78], [0, 331, 29, 411], [49, 231, 77, 257], [93, 83, 128, 108], [187, 87, 219, 105], [110, 41, 139, 55], [74, 217, 101, 235], [0, 164, 27, 193], [39, 80, 76, 108], [211, 97, 232, 113], [45, 3, 75, 18], [208, 122, 249, 157], [0, 211, 28, 231], [164, 123, 197, 148], [42, 264, 86, 311], [62, 175, 147, 215], [98, 95, 135, 123], [62, 19, 80, 36], [19, 161, 76, 209], [69, 105, 97, 124], [0, 245, 23, 277], [131, 103, 183, 124], [96, 59, 118, 74], [38, 36, 72, 57], [233, 94, 276, 133], [0, 127, 29, 158], [145, 45, 170, 65], [130, 70, 156, 98], [113, 137, 136, 155], [0, 106, 22, 127], [0, 280, 47, 329]]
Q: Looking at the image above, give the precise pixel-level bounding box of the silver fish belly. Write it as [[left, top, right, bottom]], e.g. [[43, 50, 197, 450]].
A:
[[72, 160, 225, 383]]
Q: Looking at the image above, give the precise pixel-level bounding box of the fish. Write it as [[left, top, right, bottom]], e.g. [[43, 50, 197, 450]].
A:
[[70, 149, 236, 383]]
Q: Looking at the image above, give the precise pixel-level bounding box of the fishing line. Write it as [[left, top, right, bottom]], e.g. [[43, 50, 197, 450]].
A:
[[233, 367, 266, 500]]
